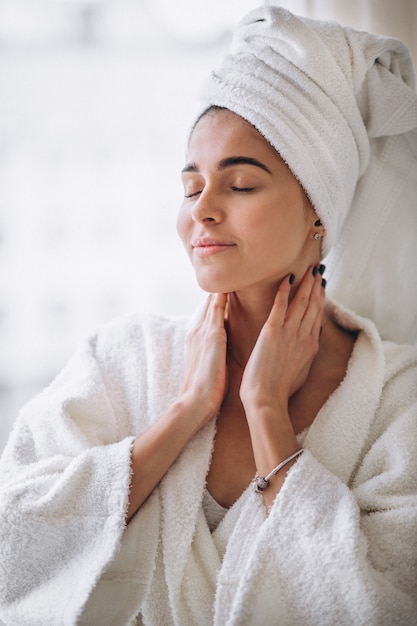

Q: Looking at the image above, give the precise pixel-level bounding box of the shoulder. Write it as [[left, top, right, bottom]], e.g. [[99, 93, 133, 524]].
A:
[[379, 340, 417, 418], [95, 311, 192, 341], [327, 296, 417, 424], [358, 340, 417, 461], [382, 339, 417, 382], [327, 296, 417, 377], [85, 312, 193, 361], [51, 312, 194, 397]]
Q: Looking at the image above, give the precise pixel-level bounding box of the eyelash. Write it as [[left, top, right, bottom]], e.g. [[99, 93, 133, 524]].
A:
[[184, 187, 255, 198]]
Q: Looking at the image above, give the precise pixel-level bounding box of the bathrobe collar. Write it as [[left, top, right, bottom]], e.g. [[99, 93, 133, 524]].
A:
[[305, 299, 385, 484]]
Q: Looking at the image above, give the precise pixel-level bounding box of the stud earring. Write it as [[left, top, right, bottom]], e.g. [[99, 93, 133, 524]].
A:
[[314, 233, 321, 240]]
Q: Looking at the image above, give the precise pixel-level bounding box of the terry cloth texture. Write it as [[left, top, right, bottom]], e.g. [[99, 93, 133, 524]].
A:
[[197, 6, 417, 344], [0, 302, 416, 625]]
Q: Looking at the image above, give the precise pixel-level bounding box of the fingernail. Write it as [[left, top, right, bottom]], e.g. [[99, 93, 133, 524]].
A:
[[319, 264, 326, 275], [321, 278, 327, 288], [312, 266, 319, 277], [289, 274, 295, 285]]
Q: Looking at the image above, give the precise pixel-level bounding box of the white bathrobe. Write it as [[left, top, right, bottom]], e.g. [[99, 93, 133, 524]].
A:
[[0, 300, 416, 626]]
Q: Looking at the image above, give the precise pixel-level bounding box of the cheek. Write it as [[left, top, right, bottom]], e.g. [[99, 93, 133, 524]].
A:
[[246, 200, 309, 256], [242, 205, 284, 244], [176, 206, 189, 247]]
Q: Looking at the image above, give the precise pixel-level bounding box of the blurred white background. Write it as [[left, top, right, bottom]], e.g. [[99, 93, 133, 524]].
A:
[[1, 0, 416, 453]]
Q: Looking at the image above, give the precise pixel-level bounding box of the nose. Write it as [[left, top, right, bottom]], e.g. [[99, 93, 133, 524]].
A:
[[190, 188, 223, 224]]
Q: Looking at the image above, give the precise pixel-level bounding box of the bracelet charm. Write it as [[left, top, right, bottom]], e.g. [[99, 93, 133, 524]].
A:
[[252, 449, 304, 493]]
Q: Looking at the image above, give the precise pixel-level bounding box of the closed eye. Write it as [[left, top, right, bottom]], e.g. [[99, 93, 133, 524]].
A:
[[185, 186, 256, 198]]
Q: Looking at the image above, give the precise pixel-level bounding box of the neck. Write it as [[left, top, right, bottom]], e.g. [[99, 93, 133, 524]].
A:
[[225, 281, 330, 369], [225, 283, 284, 367]]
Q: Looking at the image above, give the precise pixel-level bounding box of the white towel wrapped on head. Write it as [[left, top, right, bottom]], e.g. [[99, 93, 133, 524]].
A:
[[197, 6, 417, 344]]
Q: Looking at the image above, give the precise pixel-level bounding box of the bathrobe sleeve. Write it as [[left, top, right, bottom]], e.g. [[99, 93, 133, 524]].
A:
[[215, 343, 417, 626], [0, 315, 184, 626]]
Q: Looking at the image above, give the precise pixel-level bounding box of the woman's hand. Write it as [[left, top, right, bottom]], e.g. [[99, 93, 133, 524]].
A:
[[240, 267, 324, 414], [179, 292, 228, 426], [127, 293, 228, 522]]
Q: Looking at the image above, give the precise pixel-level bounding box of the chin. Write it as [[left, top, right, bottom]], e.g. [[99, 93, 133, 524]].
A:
[[196, 279, 229, 294], [194, 271, 237, 294]]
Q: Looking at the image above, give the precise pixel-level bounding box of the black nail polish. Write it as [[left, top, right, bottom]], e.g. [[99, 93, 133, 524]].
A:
[[289, 274, 295, 285], [319, 264, 326, 275], [312, 266, 319, 277], [321, 278, 327, 288]]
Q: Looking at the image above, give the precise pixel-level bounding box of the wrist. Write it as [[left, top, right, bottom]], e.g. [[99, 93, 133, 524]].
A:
[[244, 404, 298, 472], [243, 401, 289, 424], [253, 449, 304, 492], [173, 393, 218, 434]]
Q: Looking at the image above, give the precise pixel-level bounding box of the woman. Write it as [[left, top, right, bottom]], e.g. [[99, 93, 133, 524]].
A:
[[0, 6, 416, 626]]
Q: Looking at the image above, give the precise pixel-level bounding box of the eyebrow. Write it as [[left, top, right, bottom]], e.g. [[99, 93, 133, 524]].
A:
[[182, 156, 272, 175]]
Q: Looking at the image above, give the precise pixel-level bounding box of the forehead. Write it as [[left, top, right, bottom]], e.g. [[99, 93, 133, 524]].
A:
[[188, 109, 279, 163]]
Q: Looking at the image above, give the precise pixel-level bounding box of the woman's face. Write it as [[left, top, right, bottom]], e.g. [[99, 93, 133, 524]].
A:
[[177, 109, 320, 294]]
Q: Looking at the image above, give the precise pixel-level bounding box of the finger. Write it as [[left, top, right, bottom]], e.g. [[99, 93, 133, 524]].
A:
[[267, 273, 294, 327], [285, 266, 317, 328], [310, 286, 325, 342], [300, 269, 325, 332], [208, 293, 228, 327], [311, 301, 323, 341]]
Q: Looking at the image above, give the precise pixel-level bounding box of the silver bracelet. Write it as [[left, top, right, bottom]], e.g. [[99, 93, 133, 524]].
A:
[[252, 449, 304, 493]]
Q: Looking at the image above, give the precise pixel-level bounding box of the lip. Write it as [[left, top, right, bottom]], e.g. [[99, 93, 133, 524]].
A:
[[191, 237, 236, 257]]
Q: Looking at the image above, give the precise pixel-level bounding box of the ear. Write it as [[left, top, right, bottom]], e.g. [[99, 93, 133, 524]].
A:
[[312, 217, 325, 242]]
